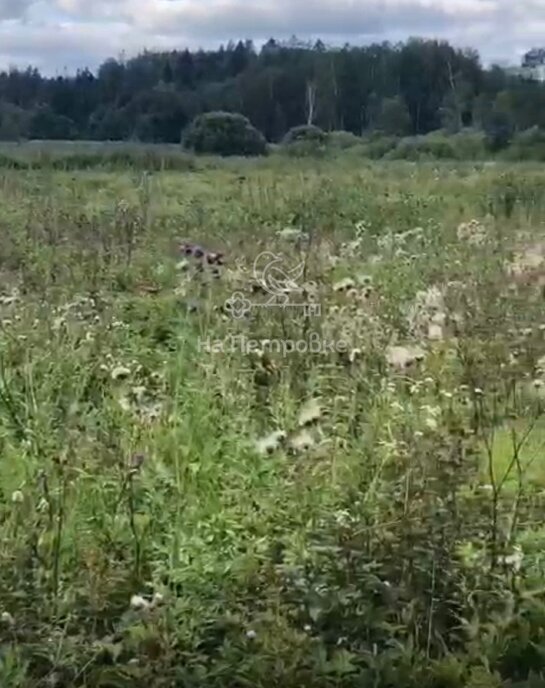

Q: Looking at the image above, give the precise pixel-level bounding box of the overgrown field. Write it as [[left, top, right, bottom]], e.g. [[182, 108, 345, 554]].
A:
[[1, 157, 545, 687]]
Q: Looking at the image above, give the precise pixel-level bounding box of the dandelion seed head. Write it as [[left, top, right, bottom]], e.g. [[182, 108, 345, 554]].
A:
[[255, 431, 286, 456], [11, 490, 23, 504], [289, 429, 316, 453], [111, 366, 131, 381], [130, 595, 150, 611], [1, 612, 14, 626], [298, 399, 322, 427]]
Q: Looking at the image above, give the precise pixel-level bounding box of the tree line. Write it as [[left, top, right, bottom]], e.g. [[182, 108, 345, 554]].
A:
[[0, 37, 543, 143]]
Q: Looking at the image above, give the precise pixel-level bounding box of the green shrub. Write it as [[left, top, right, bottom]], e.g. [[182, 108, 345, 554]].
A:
[[355, 134, 400, 159], [327, 130, 362, 149], [183, 111, 267, 157], [450, 129, 487, 160], [484, 111, 515, 152], [383, 134, 455, 161], [382, 131, 488, 161], [501, 126, 545, 162], [282, 124, 327, 145]]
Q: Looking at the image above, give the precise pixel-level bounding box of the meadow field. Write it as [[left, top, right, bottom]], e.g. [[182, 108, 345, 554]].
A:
[[1, 151, 545, 687]]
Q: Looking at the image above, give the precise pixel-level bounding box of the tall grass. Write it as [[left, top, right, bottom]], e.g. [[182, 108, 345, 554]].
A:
[[0, 155, 545, 686]]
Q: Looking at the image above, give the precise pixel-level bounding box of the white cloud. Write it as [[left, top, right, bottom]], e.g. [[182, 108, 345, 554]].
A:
[[0, 0, 540, 73]]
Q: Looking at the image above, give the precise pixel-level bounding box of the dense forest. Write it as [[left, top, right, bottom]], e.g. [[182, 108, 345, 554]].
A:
[[0, 37, 543, 143]]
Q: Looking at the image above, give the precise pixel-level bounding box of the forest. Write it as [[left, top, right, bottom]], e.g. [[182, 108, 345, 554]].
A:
[[0, 37, 543, 143]]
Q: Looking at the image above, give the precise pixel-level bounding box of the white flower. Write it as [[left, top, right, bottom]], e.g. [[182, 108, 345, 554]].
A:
[[425, 417, 438, 431], [499, 546, 523, 573], [118, 396, 132, 412], [130, 595, 150, 611], [111, 366, 131, 381], [427, 324, 444, 341], [246, 629, 257, 640], [386, 345, 426, 370], [11, 491, 23, 504], [289, 429, 315, 453], [1, 612, 14, 626], [298, 399, 322, 427], [151, 592, 165, 607], [255, 431, 286, 456], [333, 277, 356, 293]]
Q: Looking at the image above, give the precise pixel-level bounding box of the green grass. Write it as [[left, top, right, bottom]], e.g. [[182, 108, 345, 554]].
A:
[[0, 153, 545, 686]]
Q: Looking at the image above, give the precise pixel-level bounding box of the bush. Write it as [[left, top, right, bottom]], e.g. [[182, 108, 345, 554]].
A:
[[282, 124, 327, 145], [280, 125, 328, 157], [385, 134, 458, 161], [450, 129, 487, 160], [327, 130, 362, 149], [344, 135, 399, 160], [501, 126, 545, 162], [183, 111, 267, 157], [484, 111, 514, 152]]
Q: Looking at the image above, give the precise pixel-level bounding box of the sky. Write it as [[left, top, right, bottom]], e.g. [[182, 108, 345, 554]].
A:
[[0, 0, 543, 75]]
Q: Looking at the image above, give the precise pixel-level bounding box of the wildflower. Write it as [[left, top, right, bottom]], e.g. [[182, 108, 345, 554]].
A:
[[151, 592, 165, 607], [11, 490, 23, 504], [298, 399, 322, 427], [140, 402, 163, 423], [303, 624, 312, 633], [276, 227, 308, 243], [386, 345, 426, 370], [111, 366, 131, 381], [499, 546, 523, 573], [457, 219, 487, 245], [118, 396, 132, 412], [130, 595, 150, 612], [131, 386, 147, 403], [333, 277, 356, 293], [246, 629, 257, 640], [425, 417, 438, 431], [255, 431, 286, 456], [427, 323, 444, 341], [1, 611, 14, 627], [474, 388, 484, 396], [289, 429, 315, 453]]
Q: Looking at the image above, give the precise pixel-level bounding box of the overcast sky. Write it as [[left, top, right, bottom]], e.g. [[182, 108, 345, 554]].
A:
[[0, 0, 542, 74]]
